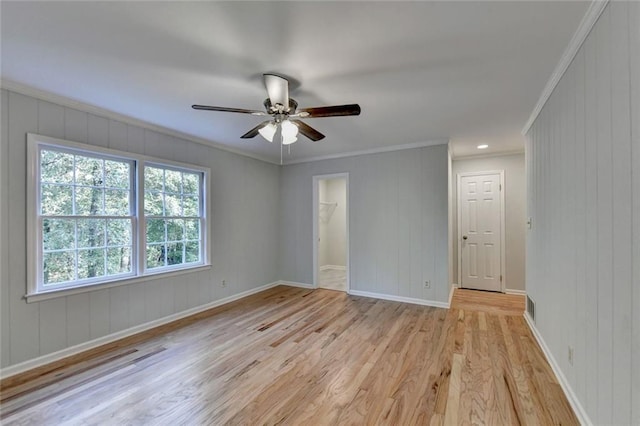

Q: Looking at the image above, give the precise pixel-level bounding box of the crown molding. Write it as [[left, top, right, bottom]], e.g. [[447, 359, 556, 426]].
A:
[[0, 79, 280, 165], [452, 149, 524, 162], [1, 79, 449, 167], [521, 0, 609, 136], [283, 139, 449, 165]]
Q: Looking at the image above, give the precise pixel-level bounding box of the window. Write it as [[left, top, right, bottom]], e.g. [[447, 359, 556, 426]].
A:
[[28, 134, 209, 298], [144, 165, 203, 269]]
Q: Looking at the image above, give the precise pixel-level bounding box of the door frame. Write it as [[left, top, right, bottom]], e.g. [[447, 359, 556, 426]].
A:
[[456, 170, 506, 293], [312, 173, 350, 292]]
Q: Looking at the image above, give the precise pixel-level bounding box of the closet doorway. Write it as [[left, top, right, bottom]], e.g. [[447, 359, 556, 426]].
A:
[[313, 173, 349, 292]]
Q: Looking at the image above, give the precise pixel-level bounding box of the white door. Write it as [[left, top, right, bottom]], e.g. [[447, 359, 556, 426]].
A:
[[459, 172, 503, 292]]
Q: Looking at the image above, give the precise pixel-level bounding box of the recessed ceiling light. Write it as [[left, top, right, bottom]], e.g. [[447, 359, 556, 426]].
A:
[[477, 144, 489, 149]]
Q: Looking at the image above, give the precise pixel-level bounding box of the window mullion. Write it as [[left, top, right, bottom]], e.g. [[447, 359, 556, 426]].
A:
[[136, 160, 145, 277]]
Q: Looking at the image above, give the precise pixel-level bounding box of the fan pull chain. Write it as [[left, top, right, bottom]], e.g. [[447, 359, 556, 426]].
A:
[[280, 138, 283, 165]]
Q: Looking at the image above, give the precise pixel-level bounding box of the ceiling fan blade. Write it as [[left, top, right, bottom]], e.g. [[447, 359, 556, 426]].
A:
[[192, 105, 266, 115], [298, 104, 361, 118], [292, 120, 325, 142], [263, 73, 289, 110], [240, 121, 271, 139]]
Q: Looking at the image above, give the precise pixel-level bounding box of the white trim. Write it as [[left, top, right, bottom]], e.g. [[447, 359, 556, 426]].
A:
[[319, 265, 346, 271], [448, 284, 456, 307], [452, 150, 524, 162], [523, 313, 593, 426], [284, 139, 449, 165], [0, 281, 282, 380], [456, 170, 506, 293], [521, 0, 609, 135], [312, 173, 350, 293], [505, 289, 527, 296], [26, 133, 211, 299], [0, 79, 278, 165], [279, 280, 314, 289], [25, 265, 212, 303], [348, 289, 450, 309]]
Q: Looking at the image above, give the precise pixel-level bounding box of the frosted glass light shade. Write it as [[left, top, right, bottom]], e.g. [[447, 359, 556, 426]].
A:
[[258, 122, 277, 142], [281, 120, 299, 145]]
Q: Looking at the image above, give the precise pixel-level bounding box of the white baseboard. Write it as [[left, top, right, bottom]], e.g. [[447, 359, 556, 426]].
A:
[[319, 265, 346, 271], [448, 284, 456, 306], [348, 289, 449, 309], [278, 280, 314, 289], [505, 289, 527, 296], [523, 312, 592, 426], [0, 281, 281, 380]]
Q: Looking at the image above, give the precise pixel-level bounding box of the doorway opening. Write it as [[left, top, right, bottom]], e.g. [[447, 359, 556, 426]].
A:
[[456, 170, 506, 293], [313, 174, 349, 292]]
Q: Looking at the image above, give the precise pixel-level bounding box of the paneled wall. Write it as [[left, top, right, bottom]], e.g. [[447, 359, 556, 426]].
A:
[[525, 2, 639, 424], [280, 145, 449, 303], [0, 89, 281, 369], [452, 153, 526, 291]]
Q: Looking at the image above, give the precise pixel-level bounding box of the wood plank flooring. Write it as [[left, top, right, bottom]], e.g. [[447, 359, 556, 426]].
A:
[[0, 286, 577, 425]]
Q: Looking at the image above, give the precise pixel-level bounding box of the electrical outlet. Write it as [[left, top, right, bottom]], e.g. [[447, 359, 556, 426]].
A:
[[424, 280, 431, 289], [222, 279, 227, 287], [568, 346, 574, 366]]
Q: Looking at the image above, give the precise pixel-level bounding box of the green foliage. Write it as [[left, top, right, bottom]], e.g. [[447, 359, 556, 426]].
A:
[[39, 151, 202, 284], [40, 149, 132, 285], [143, 166, 201, 269]]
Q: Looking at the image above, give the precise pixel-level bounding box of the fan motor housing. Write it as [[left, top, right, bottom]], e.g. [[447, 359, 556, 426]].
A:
[[264, 98, 298, 115]]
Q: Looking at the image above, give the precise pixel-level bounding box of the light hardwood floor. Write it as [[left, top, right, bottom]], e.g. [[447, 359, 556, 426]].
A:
[[0, 286, 577, 425]]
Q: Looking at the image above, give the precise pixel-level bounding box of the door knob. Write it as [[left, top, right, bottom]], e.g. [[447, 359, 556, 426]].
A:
[[463, 235, 468, 240]]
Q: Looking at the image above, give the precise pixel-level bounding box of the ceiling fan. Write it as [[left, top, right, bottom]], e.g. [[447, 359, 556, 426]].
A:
[[192, 73, 361, 145]]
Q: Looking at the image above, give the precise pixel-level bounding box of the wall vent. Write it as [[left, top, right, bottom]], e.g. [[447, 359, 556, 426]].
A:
[[526, 295, 536, 322]]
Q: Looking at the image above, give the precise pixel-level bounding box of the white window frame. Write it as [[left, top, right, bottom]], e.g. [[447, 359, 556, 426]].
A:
[[27, 133, 211, 302]]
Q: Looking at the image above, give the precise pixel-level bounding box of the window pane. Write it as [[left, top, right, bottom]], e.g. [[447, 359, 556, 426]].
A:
[[41, 150, 73, 184], [77, 248, 105, 279], [165, 170, 182, 193], [183, 173, 199, 195], [105, 189, 130, 215], [165, 193, 181, 216], [167, 242, 184, 265], [43, 219, 75, 251], [147, 244, 165, 269], [166, 219, 184, 242], [182, 195, 199, 216], [75, 156, 104, 187], [77, 219, 106, 248], [144, 191, 163, 216], [107, 219, 132, 246], [75, 187, 104, 215], [107, 247, 131, 275], [185, 219, 199, 241], [105, 160, 130, 189], [144, 167, 163, 191], [185, 241, 200, 263], [43, 251, 75, 285], [146, 219, 165, 244], [41, 184, 73, 215]]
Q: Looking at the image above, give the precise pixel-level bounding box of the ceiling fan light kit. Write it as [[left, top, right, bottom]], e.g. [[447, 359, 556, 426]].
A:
[[192, 73, 361, 150]]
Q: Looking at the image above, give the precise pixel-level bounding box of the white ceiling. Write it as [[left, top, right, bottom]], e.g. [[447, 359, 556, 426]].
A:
[[1, 1, 589, 163]]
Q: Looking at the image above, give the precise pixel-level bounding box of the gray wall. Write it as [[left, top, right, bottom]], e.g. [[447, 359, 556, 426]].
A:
[[280, 144, 450, 303], [0, 89, 281, 368], [525, 2, 639, 424], [452, 153, 526, 291]]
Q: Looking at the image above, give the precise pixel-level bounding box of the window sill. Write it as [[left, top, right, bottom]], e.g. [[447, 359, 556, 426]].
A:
[[24, 264, 212, 303]]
